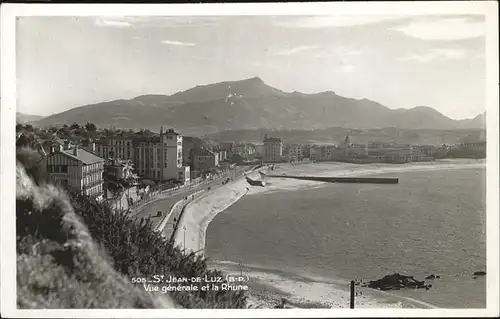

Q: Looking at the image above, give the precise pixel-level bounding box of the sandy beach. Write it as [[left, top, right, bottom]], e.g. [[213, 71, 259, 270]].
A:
[[172, 160, 484, 308]]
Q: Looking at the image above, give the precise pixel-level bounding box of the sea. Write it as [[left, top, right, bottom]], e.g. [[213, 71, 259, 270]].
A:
[[205, 160, 487, 308]]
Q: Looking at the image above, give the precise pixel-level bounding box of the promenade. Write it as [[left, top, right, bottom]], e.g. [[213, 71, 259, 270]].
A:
[[134, 166, 249, 235]]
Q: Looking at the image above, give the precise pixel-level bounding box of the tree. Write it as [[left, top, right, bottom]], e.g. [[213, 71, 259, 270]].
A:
[[85, 122, 97, 132], [230, 153, 244, 165], [16, 124, 24, 132], [16, 134, 32, 148], [16, 148, 44, 184], [49, 126, 59, 133], [70, 122, 80, 130], [61, 126, 70, 134]]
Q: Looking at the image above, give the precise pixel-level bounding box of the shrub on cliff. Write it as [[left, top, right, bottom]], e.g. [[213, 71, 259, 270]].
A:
[[16, 164, 174, 308], [68, 190, 247, 308], [16, 151, 246, 308]]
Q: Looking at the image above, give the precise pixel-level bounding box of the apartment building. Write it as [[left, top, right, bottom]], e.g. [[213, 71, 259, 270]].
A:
[[95, 136, 135, 161], [134, 127, 189, 183], [263, 135, 283, 162], [95, 127, 190, 184], [284, 144, 303, 162], [310, 145, 338, 161], [370, 151, 431, 164], [231, 143, 256, 159], [44, 147, 105, 200]]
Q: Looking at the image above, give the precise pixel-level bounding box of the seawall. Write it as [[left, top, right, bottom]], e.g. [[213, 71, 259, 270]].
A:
[[264, 174, 399, 184], [153, 189, 205, 233], [173, 177, 250, 253]]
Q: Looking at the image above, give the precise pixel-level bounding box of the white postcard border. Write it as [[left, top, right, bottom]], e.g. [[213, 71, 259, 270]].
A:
[[1, 2, 498, 318]]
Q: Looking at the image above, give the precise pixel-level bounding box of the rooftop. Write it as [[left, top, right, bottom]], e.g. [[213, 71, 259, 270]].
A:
[[263, 137, 282, 143], [163, 128, 180, 136], [59, 148, 104, 164], [193, 148, 217, 156]]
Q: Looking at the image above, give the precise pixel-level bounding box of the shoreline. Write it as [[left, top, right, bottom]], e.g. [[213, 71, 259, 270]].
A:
[[171, 160, 485, 308]]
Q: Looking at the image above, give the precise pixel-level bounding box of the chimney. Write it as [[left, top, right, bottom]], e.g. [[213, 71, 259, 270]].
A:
[[73, 147, 78, 156]]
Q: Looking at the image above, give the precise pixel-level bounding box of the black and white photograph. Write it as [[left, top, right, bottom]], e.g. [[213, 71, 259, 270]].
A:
[[1, 2, 499, 318]]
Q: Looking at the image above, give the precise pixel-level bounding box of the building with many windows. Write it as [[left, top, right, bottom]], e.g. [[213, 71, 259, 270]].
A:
[[310, 145, 337, 161], [95, 136, 135, 161], [95, 127, 190, 184], [284, 144, 303, 162], [263, 135, 283, 162], [192, 148, 220, 172], [44, 147, 105, 200]]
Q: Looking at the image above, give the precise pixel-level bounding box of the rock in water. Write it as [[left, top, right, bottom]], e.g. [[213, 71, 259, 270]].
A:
[[367, 273, 431, 291], [473, 271, 486, 276]]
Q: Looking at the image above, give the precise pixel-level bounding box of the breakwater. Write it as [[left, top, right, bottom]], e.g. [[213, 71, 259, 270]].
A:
[[263, 174, 399, 184]]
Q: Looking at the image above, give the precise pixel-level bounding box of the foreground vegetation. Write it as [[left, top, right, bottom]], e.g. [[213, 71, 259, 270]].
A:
[[16, 148, 246, 309]]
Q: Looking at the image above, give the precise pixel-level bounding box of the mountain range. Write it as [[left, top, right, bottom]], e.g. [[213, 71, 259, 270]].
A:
[[31, 77, 486, 135]]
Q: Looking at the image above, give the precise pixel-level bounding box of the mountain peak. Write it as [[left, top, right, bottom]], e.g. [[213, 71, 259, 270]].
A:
[[408, 106, 443, 114], [243, 76, 264, 83]]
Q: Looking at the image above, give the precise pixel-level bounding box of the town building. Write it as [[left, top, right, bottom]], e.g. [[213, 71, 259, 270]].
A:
[[369, 151, 432, 164], [414, 145, 439, 158], [310, 145, 338, 161], [460, 140, 486, 151], [254, 144, 265, 159], [215, 149, 228, 162], [95, 136, 135, 161], [284, 144, 303, 162], [43, 147, 105, 200], [95, 127, 190, 184], [263, 135, 283, 162], [192, 147, 220, 172], [231, 143, 256, 160], [134, 127, 189, 184]]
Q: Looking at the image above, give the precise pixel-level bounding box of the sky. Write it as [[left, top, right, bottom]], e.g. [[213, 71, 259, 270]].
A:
[[16, 14, 486, 120]]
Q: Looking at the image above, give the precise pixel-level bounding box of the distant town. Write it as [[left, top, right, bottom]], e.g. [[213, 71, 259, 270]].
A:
[[16, 122, 486, 204]]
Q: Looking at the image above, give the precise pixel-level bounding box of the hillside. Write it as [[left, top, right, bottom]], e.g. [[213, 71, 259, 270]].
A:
[[458, 112, 486, 128], [17, 112, 44, 124], [32, 77, 486, 135]]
